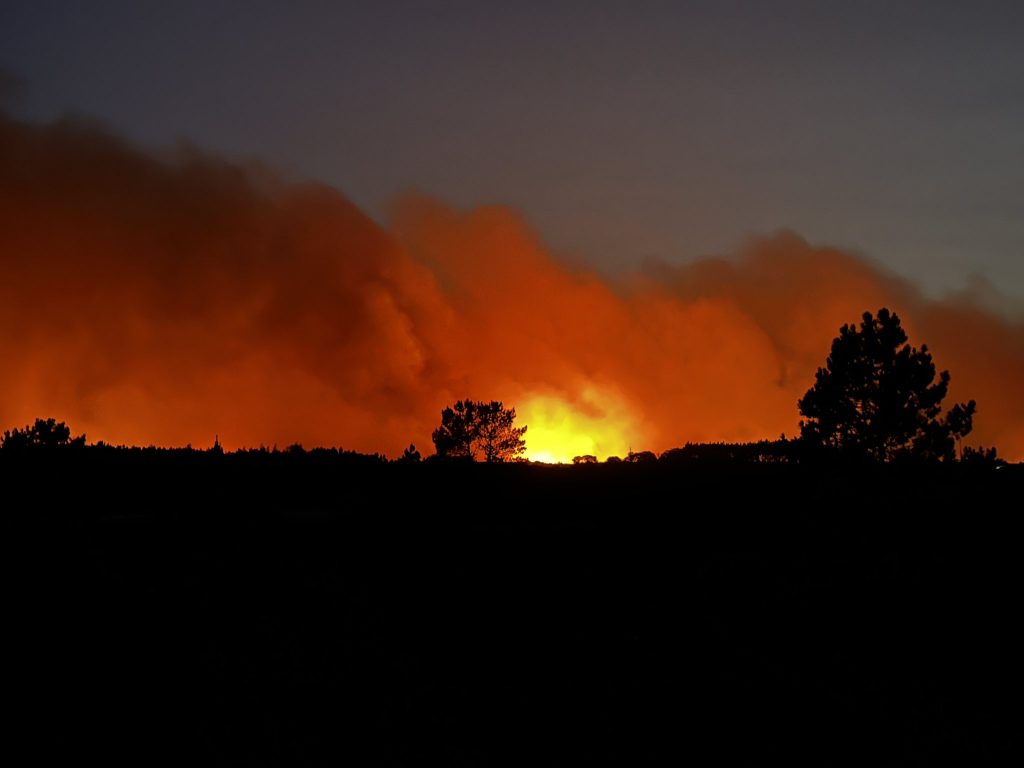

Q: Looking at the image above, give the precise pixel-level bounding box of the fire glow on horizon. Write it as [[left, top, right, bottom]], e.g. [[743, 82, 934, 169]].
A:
[[2, 114, 1023, 460], [519, 387, 635, 463]]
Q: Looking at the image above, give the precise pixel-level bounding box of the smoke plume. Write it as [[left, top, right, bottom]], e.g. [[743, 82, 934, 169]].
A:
[[2, 114, 1022, 459]]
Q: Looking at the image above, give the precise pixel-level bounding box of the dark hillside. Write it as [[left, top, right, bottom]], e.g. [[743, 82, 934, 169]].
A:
[[6, 454, 1020, 765]]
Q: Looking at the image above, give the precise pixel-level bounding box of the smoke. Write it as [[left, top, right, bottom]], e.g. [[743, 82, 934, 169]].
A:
[[2, 113, 1022, 459]]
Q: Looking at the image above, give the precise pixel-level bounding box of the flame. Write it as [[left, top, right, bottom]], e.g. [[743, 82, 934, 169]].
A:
[[519, 387, 635, 463]]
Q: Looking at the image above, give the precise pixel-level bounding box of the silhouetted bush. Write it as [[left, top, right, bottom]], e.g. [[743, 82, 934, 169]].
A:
[[1, 418, 85, 450], [961, 445, 1004, 466], [625, 450, 657, 464], [400, 443, 422, 463]]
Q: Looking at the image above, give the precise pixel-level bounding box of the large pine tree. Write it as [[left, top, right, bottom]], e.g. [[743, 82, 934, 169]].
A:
[[798, 308, 975, 461]]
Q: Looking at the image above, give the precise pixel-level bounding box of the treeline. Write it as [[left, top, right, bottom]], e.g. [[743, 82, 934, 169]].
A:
[[0, 419, 1005, 469], [1, 306, 1011, 467], [0, 419, 389, 466], [0, 418, 822, 465]]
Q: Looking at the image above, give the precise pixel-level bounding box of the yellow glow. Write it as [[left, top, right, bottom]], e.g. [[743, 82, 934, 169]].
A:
[[519, 387, 634, 463]]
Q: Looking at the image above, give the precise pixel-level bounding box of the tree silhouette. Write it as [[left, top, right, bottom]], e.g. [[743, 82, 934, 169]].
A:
[[431, 400, 478, 460], [798, 308, 975, 462], [1, 418, 86, 450], [432, 400, 527, 462], [400, 443, 422, 463], [625, 450, 657, 464], [961, 445, 1003, 466]]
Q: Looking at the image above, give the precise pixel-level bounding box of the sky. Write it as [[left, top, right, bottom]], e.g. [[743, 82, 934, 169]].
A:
[[2, 0, 1023, 300]]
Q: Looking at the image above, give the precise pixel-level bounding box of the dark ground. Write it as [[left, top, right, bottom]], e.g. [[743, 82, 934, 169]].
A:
[[5, 452, 1021, 765]]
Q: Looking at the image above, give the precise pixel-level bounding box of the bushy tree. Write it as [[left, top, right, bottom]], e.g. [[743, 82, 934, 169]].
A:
[[625, 450, 657, 464], [431, 400, 526, 462], [799, 308, 975, 462], [431, 400, 478, 460], [1, 418, 86, 450], [961, 446, 1003, 467]]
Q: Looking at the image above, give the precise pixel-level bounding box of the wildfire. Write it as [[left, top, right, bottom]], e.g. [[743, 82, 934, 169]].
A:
[[519, 387, 635, 463], [2, 113, 1022, 459]]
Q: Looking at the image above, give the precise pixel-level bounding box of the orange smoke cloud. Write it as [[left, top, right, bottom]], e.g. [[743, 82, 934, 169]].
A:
[[2, 114, 1022, 459]]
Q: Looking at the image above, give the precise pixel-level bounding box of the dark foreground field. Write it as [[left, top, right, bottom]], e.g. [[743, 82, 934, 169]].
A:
[[6, 453, 1021, 765]]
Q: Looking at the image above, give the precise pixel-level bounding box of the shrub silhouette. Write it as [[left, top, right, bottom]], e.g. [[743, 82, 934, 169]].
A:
[[625, 450, 657, 464], [431, 400, 526, 462], [961, 445, 1004, 466], [1, 418, 86, 450], [400, 443, 422, 463], [799, 308, 975, 461]]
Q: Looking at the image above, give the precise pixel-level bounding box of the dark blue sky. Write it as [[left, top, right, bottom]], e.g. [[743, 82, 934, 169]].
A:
[[3, 1, 1023, 299]]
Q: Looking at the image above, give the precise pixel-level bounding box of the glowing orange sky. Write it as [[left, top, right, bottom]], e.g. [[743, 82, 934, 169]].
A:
[[2, 114, 1021, 459]]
